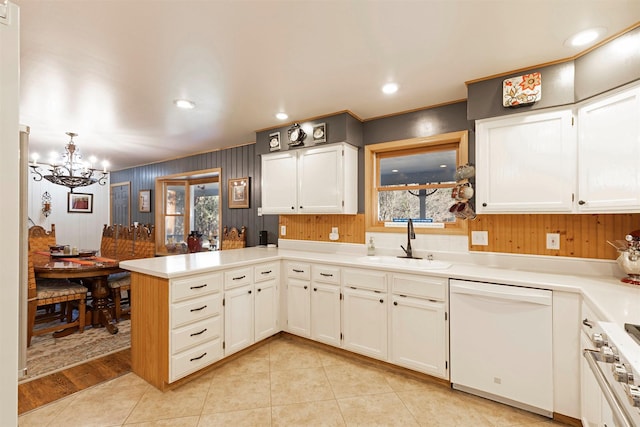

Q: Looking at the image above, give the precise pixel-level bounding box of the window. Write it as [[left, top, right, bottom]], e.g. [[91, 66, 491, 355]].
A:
[[156, 168, 221, 254], [365, 131, 468, 234]]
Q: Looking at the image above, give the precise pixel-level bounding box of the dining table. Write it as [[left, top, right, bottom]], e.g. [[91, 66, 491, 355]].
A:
[[32, 251, 123, 335]]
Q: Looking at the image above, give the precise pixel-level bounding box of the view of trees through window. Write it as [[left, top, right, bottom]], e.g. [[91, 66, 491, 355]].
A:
[[378, 188, 455, 223], [193, 184, 219, 241]]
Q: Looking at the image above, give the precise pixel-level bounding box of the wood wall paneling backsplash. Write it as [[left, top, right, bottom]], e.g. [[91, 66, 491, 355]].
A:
[[468, 213, 640, 260], [279, 214, 365, 244]]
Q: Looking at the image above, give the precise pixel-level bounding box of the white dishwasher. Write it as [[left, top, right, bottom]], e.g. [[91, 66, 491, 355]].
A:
[[449, 279, 553, 417]]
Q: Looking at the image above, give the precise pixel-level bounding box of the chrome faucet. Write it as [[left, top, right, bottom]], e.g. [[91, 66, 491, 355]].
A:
[[399, 218, 421, 259]]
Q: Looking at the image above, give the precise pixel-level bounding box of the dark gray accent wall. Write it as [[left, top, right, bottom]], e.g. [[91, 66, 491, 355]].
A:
[[575, 26, 640, 101], [467, 62, 575, 121], [111, 144, 279, 248]]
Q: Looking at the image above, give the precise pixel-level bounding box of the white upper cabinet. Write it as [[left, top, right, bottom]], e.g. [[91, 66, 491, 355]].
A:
[[261, 142, 358, 214], [476, 108, 576, 213], [476, 81, 640, 214], [577, 85, 640, 212]]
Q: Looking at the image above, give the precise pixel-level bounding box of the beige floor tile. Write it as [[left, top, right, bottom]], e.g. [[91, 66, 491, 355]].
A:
[[198, 408, 272, 426], [272, 400, 345, 426], [397, 384, 494, 427], [213, 347, 271, 377], [201, 370, 271, 414], [19, 395, 77, 427], [125, 416, 200, 426], [124, 374, 212, 424], [383, 370, 442, 392], [269, 339, 323, 372], [324, 362, 394, 399], [316, 349, 356, 368], [46, 379, 148, 427], [270, 367, 335, 405], [337, 392, 419, 426], [461, 393, 550, 426]]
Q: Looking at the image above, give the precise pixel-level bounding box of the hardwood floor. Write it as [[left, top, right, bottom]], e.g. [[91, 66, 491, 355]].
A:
[[18, 348, 131, 415]]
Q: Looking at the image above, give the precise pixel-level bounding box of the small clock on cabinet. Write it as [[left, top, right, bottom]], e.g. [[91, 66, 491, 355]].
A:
[[269, 132, 281, 151], [287, 123, 306, 146]]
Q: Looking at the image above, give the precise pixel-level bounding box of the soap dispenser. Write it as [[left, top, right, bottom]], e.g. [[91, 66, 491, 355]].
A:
[[367, 237, 376, 256]]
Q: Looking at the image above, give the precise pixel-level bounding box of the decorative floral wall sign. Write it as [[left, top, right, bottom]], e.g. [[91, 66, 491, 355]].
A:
[[502, 72, 542, 107]]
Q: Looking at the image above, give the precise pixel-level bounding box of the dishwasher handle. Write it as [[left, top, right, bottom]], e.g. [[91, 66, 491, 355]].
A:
[[450, 282, 552, 306]]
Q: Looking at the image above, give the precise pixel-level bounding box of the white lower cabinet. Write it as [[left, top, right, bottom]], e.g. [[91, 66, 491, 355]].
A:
[[224, 284, 254, 356], [389, 273, 448, 379], [311, 265, 341, 346], [254, 263, 279, 341], [286, 263, 311, 337], [342, 286, 388, 360]]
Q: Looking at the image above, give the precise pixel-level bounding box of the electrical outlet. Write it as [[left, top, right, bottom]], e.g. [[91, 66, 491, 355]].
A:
[[546, 233, 560, 250], [471, 231, 489, 246], [280, 225, 286, 236]]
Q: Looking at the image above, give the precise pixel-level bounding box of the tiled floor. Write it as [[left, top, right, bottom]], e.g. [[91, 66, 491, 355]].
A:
[[19, 335, 570, 426]]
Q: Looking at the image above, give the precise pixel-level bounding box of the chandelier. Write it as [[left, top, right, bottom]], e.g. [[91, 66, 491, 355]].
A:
[[29, 132, 109, 192]]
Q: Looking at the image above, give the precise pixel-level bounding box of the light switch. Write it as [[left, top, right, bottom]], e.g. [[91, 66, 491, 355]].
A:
[[471, 231, 489, 246]]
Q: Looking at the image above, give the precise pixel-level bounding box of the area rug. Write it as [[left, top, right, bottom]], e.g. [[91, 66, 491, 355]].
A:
[[22, 320, 131, 382]]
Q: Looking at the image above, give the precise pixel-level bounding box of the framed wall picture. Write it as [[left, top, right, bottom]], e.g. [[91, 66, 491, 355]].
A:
[[67, 192, 93, 213], [139, 189, 151, 212], [228, 177, 250, 209]]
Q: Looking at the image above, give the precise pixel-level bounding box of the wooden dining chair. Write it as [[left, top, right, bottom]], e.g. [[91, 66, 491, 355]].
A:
[[28, 224, 57, 252], [221, 226, 247, 250], [109, 224, 155, 321], [27, 251, 87, 346], [100, 224, 117, 259]]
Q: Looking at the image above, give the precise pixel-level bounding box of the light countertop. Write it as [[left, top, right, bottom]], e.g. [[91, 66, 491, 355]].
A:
[[119, 246, 640, 329]]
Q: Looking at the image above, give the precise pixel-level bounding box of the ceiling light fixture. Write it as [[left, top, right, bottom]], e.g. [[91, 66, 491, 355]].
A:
[[174, 99, 195, 109], [29, 132, 109, 192], [566, 27, 605, 47], [276, 112, 288, 120], [382, 83, 399, 94]]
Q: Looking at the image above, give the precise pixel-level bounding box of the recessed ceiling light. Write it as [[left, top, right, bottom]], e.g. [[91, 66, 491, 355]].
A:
[[565, 27, 605, 47], [174, 99, 195, 109], [392, 169, 399, 173], [439, 164, 447, 168], [276, 112, 288, 120], [382, 83, 399, 95]]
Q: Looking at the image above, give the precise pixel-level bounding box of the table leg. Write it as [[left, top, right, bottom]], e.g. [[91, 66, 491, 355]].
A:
[[90, 276, 119, 334]]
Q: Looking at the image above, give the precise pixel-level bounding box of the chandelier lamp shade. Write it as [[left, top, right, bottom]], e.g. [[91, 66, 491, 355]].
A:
[[29, 132, 109, 192]]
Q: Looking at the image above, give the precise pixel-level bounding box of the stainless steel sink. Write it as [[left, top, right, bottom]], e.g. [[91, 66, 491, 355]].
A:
[[356, 256, 451, 270]]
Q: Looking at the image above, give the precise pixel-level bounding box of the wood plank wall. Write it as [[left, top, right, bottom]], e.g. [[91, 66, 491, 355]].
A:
[[468, 214, 640, 260], [279, 214, 365, 244]]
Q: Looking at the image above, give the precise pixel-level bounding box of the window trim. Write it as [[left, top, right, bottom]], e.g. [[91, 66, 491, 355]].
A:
[[155, 167, 221, 254], [365, 130, 469, 235]]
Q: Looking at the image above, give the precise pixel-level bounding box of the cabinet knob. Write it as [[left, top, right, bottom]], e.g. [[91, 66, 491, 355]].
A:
[[379, 299, 384, 304], [248, 290, 252, 294], [257, 288, 262, 292], [393, 301, 398, 306], [304, 285, 308, 290], [299, 206, 303, 209], [482, 202, 487, 207], [578, 200, 586, 205], [313, 287, 317, 291], [291, 206, 295, 210]]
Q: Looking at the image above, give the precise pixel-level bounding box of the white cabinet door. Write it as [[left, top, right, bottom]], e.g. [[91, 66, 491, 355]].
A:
[[287, 278, 311, 337], [261, 151, 297, 214], [342, 287, 387, 360], [390, 295, 447, 378], [577, 85, 640, 211], [298, 145, 344, 213], [311, 283, 341, 347], [476, 108, 576, 213], [224, 285, 254, 356], [255, 279, 278, 341]]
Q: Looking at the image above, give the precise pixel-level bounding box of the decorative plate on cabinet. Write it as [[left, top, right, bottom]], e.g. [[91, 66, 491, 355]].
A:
[[312, 123, 326, 144], [269, 132, 281, 151]]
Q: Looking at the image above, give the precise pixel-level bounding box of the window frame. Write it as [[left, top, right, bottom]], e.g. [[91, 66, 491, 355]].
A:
[[365, 130, 469, 235]]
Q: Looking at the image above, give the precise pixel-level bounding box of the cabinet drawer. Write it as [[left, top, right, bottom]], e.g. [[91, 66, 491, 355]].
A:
[[254, 263, 279, 283], [287, 263, 311, 280], [171, 315, 222, 355], [224, 267, 252, 290], [170, 338, 222, 382], [392, 274, 446, 301], [171, 273, 222, 303], [312, 265, 340, 285], [343, 268, 386, 292], [171, 293, 221, 329]]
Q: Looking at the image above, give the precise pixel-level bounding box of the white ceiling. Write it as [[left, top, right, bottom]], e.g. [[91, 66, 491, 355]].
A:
[[15, 0, 640, 171]]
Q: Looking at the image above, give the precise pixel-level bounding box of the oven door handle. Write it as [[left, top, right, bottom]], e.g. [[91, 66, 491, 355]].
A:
[[583, 349, 634, 427]]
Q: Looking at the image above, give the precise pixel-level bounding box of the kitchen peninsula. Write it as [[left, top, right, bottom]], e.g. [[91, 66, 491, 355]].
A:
[[120, 244, 640, 422]]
